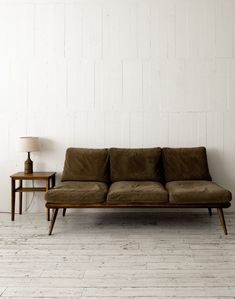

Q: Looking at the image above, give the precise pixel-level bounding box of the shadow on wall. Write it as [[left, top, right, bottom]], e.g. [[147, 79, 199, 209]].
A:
[[40, 137, 57, 152], [33, 138, 64, 181], [207, 148, 234, 193]]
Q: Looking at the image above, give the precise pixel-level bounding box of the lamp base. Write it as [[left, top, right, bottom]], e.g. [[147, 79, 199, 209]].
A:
[[24, 153, 33, 174]]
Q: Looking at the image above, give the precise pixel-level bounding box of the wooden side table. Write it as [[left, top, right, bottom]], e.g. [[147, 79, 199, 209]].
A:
[[10, 172, 56, 221]]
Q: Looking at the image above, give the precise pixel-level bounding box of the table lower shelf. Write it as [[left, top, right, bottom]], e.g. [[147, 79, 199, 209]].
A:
[[15, 187, 47, 192]]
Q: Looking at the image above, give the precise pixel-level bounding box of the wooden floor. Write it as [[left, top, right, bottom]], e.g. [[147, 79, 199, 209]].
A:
[[0, 210, 235, 298]]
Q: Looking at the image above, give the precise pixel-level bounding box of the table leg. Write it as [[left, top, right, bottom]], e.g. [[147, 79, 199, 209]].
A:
[[19, 180, 22, 215], [46, 179, 50, 221], [52, 174, 56, 187], [11, 179, 15, 221]]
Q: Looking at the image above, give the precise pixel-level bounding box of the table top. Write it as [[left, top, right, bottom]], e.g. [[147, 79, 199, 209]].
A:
[[10, 172, 56, 179]]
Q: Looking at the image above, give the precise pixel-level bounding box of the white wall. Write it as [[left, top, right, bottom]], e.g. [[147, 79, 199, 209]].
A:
[[0, 0, 235, 212]]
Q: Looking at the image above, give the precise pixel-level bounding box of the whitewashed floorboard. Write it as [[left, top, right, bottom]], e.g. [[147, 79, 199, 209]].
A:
[[0, 210, 235, 298]]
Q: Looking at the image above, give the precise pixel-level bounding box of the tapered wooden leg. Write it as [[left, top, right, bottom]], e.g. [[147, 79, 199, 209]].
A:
[[49, 209, 59, 235], [46, 179, 50, 221], [19, 193, 22, 215], [19, 180, 22, 215], [11, 179, 15, 221], [62, 208, 66, 217], [47, 208, 50, 221], [217, 208, 228, 235], [208, 208, 212, 216]]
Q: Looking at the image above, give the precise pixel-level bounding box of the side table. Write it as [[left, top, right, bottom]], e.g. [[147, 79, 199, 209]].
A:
[[10, 172, 56, 221]]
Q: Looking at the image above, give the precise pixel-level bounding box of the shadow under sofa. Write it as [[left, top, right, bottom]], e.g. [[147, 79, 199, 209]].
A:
[[45, 147, 232, 235]]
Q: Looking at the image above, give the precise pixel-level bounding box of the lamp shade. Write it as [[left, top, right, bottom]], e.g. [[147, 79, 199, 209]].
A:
[[19, 137, 40, 152]]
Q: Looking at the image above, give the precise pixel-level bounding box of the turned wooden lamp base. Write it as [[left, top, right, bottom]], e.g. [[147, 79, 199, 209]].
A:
[[24, 152, 33, 174]]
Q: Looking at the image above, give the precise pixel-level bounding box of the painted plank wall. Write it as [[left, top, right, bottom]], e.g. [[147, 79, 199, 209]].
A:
[[0, 0, 235, 212]]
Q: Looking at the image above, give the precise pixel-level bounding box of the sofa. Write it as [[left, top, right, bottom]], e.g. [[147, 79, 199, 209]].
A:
[[45, 147, 232, 235]]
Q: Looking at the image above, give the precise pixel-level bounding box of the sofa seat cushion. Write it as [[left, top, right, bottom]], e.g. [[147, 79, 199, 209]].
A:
[[107, 181, 168, 205], [45, 181, 108, 204], [166, 181, 232, 204]]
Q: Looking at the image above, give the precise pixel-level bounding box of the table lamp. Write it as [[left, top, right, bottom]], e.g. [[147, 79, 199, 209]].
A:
[[19, 137, 40, 174]]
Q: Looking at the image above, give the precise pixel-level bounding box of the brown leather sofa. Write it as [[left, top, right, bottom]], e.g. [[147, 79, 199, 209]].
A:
[[45, 147, 232, 235]]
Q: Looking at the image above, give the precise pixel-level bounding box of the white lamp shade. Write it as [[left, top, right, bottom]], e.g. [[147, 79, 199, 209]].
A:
[[19, 137, 40, 152]]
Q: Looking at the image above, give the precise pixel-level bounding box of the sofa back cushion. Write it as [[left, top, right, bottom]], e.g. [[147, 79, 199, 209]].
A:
[[61, 148, 109, 182], [162, 147, 211, 183], [110, 148, 162, 182]]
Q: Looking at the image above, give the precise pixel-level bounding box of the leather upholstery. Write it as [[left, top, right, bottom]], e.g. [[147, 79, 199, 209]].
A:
[[107, 181, 168, 204], [45, 181, 108, 204], [166, 180, 232, 204], [45, 147, 232, 207], [162, 147, 211, 182], [110, 148, 162, 182], [61, 148, 109, 182]]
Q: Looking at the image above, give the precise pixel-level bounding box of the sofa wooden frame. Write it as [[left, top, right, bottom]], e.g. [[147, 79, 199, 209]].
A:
[[46, 202, 231, 236]]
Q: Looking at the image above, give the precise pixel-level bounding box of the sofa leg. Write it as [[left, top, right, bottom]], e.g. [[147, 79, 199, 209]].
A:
[[208, 208, 212, 216], [49, 208, 59, 236], [217, 208, 228, 235], [62, 208, 66, 217], [47, 208, 50, 221]]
